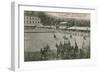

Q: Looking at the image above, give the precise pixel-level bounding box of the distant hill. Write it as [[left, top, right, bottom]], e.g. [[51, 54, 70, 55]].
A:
[[37, 12, 90, 27]]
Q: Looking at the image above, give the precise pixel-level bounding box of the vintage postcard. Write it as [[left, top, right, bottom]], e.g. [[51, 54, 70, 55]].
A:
[[24, 11, 90, 61]]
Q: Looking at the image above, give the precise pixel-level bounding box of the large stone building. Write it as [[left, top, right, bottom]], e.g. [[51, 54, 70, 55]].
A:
[[24, 15, 42, 27]]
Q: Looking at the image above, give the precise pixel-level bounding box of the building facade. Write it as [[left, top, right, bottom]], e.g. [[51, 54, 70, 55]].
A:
[[24, 15, 42, 27]]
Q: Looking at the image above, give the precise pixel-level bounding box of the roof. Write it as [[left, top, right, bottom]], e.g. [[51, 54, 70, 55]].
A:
[[60, 22, 68, 24], [68, 26, 90, 31]]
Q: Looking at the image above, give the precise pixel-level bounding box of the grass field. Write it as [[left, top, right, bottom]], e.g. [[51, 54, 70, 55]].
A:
[[24, 50, 57, 61], [24, 29, 90, 61]]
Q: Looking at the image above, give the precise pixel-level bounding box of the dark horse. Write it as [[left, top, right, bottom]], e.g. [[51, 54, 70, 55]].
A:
[[40, 44, 50, 60]]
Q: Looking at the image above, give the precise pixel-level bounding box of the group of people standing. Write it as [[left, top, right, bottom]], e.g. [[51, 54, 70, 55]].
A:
[[40, 34, 90, 60], [56, 35, 90, 59]]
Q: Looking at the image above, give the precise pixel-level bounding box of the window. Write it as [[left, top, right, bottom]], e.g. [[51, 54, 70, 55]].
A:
[[24, 20, 27, 24]]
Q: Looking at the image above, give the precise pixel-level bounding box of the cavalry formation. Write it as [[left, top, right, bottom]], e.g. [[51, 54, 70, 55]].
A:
[[40, 35, 90, 60]]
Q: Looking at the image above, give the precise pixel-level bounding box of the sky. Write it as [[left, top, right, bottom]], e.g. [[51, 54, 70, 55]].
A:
[[45, 12, 90, 20]]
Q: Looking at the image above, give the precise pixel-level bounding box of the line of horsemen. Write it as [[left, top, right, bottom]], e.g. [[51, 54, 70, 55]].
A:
[[40, 35, 90, 60]]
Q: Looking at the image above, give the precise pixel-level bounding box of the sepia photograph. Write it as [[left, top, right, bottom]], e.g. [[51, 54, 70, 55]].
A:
[[24, 11, 90, 62]]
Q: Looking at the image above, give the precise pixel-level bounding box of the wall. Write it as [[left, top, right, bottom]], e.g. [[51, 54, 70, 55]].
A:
[[0, 0, 100, 73]]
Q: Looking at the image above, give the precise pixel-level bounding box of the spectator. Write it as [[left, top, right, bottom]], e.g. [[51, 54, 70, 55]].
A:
[[81, 36, 90, 58], [69, 35, 76, 49]]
